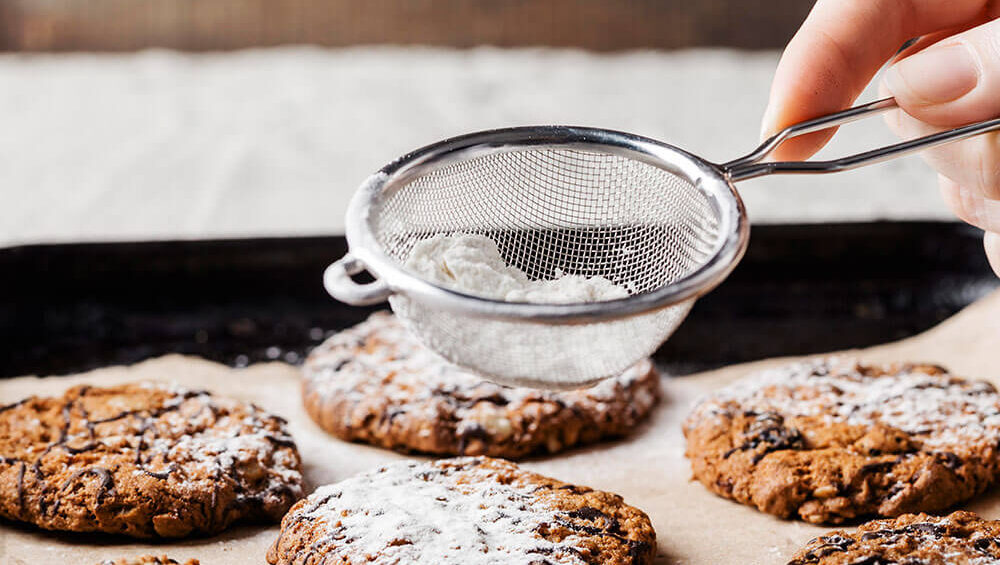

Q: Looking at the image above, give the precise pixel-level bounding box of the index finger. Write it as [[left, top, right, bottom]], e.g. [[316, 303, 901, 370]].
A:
[[763, 0, 989, 161]]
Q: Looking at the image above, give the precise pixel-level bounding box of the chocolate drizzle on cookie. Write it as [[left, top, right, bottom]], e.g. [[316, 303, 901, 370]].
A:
[[98, 556, 201, 565], [0, 383, 303, 538], [684, 359, 1000, 524], [788, 511, 1000, 565]]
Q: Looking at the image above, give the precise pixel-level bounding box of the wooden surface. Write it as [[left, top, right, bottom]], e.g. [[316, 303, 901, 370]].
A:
[[1, 0, 813, 52]]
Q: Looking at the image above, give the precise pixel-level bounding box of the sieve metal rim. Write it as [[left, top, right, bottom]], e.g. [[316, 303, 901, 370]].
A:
[[330, 98, 1000, 323], [338, 126, 750, 324]]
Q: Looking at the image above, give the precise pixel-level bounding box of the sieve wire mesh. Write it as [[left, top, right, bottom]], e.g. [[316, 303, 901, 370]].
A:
[[369, 147, 726, 386]]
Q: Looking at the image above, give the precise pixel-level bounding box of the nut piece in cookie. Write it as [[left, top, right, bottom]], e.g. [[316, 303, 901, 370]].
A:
[[267, 456, 656, 564], [683, 359, 1000, 524], [98, 557, 200, 565], [787, 511, 1000, 564], [301, 312, 660, 459], [0, 383, 304, 538]]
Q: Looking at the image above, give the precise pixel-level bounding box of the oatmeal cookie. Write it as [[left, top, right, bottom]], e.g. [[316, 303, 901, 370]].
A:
[[267, 456, 656, 564], [683, 359, 1000, 524], [788, 511, 1000, 564], [97, 557, 200, 565], [0, 383, 303, 538], [302, 312, 660, 458]]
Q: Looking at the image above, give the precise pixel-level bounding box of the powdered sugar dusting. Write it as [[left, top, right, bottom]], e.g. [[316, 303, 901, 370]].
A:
[[61, 382, 302, 505], [692, 358, 1000, 452], [304, 311, 657, 429], [864, 518, 1000, 565], [0, 382, 304, 537], [278, 458, 589, 564], [403, 233, 630, 303], [792, 512, 1000, 565]]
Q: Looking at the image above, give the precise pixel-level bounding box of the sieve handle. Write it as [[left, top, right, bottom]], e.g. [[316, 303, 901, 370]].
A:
[[323, 254, 393, 306], [722, 97, 1000, 182]]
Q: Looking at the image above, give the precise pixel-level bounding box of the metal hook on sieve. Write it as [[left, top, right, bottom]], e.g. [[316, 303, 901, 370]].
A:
[[721, 97, 1000, 182], [324, 254, 393, 306]]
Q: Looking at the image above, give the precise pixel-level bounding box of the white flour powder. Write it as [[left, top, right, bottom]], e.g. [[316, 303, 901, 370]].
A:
[[403, 233, 629, 303]]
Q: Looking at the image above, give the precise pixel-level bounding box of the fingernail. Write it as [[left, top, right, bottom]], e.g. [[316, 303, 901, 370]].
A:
[[885, 44, 979, 104]]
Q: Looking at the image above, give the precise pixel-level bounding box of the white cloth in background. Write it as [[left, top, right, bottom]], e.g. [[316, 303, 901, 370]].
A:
[[0, 47, 946, 247]]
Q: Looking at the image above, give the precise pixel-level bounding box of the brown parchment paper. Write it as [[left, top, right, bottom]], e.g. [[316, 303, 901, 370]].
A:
[[3, 290, 1000, 565]]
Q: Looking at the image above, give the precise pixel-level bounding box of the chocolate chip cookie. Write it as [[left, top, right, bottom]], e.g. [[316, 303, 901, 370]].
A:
[[302, 312, 660, 458], [98, 557, 200, 565], [788, 511, 1000, 564], [0, 383, 304, 538], [267, 456, 656, 564], [683, 359, 1000, 524]]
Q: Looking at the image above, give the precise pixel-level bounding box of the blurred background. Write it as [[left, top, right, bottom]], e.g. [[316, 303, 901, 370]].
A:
[[0, 0, 952, 246], [5, 0, 995, 378]]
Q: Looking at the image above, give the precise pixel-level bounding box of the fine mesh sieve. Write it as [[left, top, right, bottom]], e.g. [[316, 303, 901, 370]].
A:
[[325, 98, 1000, 388]]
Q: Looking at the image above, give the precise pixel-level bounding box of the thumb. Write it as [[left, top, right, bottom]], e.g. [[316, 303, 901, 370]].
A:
[[883, 18, 1000, 127]]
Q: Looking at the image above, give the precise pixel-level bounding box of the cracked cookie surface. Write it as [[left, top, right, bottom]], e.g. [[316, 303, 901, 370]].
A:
[[683, 359, 1000, 524], [788, 511, 1000, 564], [302, 312, 660, 458], [0, 383, 303, 538], [267, 456, 656, 565]]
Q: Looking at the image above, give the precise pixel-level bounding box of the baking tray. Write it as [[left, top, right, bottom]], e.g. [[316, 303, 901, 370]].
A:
[[2, 221, 997, 379]]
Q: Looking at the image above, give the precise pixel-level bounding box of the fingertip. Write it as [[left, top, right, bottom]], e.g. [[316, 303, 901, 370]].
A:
[[938, 174, 961, 200], [769, 130, 837, 162], [882, 63, 909, 103], [941, 176, 1000, 233], [761, 26, 855, 161], [759, 103, 776, 143], [939, 175, 975, 225], [876, 76, 891, 99], [756, 96, 833, 161], [985, 232, 1000, 277], [886, 43, 979, 105], [879, 70, 901, 119]]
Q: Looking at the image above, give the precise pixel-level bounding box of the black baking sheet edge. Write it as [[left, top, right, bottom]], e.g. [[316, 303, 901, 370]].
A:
[[2, 221, 996, 379]]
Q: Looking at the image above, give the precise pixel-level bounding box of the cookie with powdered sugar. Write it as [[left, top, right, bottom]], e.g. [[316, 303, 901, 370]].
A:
[[683, 359, 1000, 524], [98, 557, 199, 565], [267, 456, 656, 565], [0, 383, 303, 538], [301, 312, 660, 459], [788, 511, 1000, 564]]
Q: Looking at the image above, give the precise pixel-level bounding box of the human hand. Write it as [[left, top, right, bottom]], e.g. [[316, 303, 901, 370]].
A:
[[761, 0, 1000, 275]]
